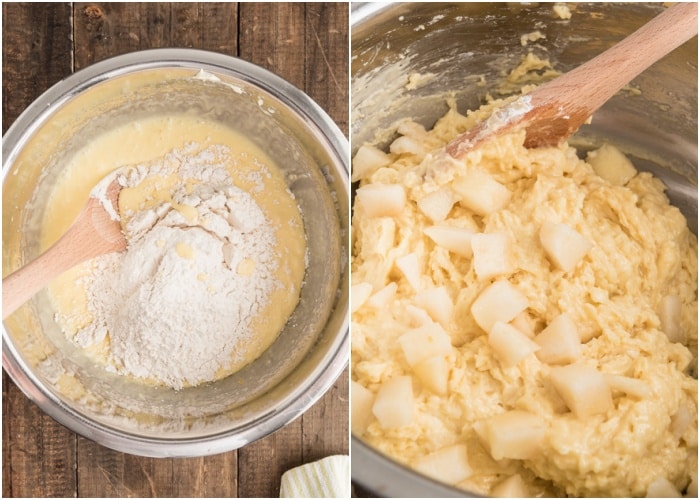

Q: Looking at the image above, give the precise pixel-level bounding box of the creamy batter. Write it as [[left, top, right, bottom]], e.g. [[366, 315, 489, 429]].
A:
[[351, 98, 698, 497], [43, 114, 307, 389]]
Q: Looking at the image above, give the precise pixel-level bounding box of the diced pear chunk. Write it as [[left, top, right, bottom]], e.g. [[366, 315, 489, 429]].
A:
[[350, 282, 373, 313], [417, 188, 456, 223], [645, 477, 682, 498], [489, 321, 540, 367], [398, 322, 453, 367], [587, 143, 637, 186], [372, 376, 414, 428], [471, 280, 529, 333], [539, 221, 592, 273], [659, 294, 683, 343], [414, 355, 450, 395], [491, 474, 528, 498], [605, 374, 652, 399], [396, 252, 421, 291], [452, 170, 511, 216], [355, 184, 406, 218], [414, 286, 454, 327], [366, 282, 398, 309], [397, 120, 427, 137], [471, 232, 515, 280], [351, 381, 375, 436], [412, 444, 472, 485], [405, 304, 434, 327], [534, 313, 582, 365], [424, 225, 475, 258], [550, 364, 613, 418], [390, 135, 425, 156], [510, 311, 536, 338], [670, 402, 694, 440], [351, 144, 391, 182], [483, 410, 546, 460]]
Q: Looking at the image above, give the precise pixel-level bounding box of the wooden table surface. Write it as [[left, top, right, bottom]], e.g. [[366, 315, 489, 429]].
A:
[[2, 3, 349, 497]]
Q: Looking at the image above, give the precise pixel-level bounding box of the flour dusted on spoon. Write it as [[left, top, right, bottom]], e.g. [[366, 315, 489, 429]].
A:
[[65, 143, 295, 389]]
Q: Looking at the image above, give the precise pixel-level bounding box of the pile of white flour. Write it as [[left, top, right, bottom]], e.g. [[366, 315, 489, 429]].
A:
[[71, 144, 279, 389]]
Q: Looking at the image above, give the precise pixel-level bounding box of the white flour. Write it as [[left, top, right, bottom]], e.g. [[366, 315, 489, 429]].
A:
[[70, 144, 280, 389]]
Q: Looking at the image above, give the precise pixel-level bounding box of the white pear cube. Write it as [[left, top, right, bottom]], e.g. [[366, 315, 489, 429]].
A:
[[484, 410, 546, 460], [355, 184, 406, 218], [587, 143, 637, 186], [414, 355, 450, 395], [396, 120, 427, 137], [396, 252, 421, 291], [645, 477, 682, 498], [405, 304, 434, 327], [550, 364, 613, 418], [539, 221, 592, 273], [352, 144, 391, 182], [399, 322, 453, 367], [659, 294, 683, 343], [372, 376, 414, 428], [604, 374, 652, 399], [366, 282, 398, 309], [424, 225, 475, 258], [471, 232, 515, 280], [412, 444, 472, 485], [351, 282, 373, 313], [471, 280, 529, 333], [414, 286, 454, 327], [491, 474, 528, 498], [489, 321, 540, 368], [510, 311, 535, 338], [417, 188, 456, 223], [534, 313, 582, 364], [452, 170, 511, 216], [351, 381, 375, 436], [390, 135, 425, 156], [670, 402, 693, 440]]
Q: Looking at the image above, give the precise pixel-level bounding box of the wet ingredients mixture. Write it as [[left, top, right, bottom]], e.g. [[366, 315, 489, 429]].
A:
[[45, 115, 306, 390], [351, 98, 698, 497]]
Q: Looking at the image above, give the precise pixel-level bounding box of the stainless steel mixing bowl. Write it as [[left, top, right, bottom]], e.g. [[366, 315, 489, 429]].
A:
[[351, 2, 697, 497], [3, 48, 349, 457]]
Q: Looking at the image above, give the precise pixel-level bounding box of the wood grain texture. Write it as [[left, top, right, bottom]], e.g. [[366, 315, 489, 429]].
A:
[[2, 2, 349, 497]]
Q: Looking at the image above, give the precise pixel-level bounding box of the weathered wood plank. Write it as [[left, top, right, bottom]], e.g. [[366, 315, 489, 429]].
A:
[[169, 2, 238, 53], [2, 3, 77, 496], [171, 453, 238, 497], [238, 2, 306, 87], [304, 2, 349, 135], [238, 422, 304, 497], [302, 369, 350, 464], [4, 378, 78, 497], [1, 2, 73, 132]]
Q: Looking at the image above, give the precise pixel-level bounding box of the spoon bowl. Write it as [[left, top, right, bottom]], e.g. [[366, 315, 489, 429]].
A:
[[446, 2, 698, 158], [2, 173, 125, 319]]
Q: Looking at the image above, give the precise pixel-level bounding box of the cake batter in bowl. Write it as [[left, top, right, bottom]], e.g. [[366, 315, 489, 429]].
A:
[[351, 3, 697, 497], [3, 48, 349, 456]]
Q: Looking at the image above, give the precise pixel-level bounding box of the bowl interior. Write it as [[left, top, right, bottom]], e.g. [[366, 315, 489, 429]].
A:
[[351, 2, 697, 496], [3, 56, 349, 453]]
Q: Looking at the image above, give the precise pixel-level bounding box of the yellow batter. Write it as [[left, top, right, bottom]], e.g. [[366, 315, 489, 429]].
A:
[[351, 99, 698, 497], [43, 114, 307, 387]]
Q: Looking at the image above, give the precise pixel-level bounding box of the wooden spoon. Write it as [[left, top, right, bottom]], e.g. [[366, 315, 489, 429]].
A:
[[2, 173, 126, 320], [446, 2, 698, 158]]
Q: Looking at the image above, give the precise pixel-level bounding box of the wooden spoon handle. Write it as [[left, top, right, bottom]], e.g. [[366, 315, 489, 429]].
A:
[[525, 2, 698, 146], [2, 197, 123, 320], [447, 3, 698, 156]]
